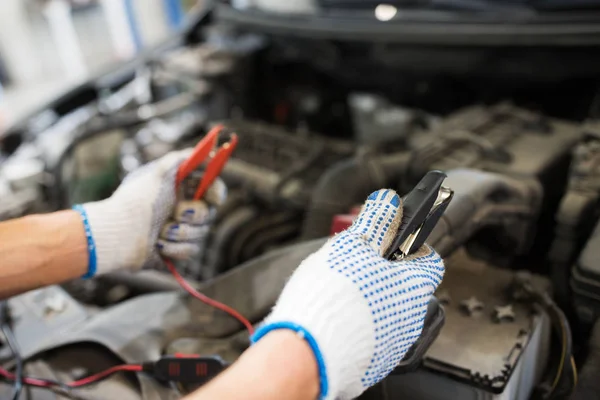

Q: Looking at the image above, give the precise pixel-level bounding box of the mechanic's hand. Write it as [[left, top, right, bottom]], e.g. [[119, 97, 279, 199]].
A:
[[74, 149, 225, 277], [251, 189, 445, 400]]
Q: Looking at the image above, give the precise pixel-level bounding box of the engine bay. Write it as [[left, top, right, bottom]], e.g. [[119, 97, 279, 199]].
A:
[[2, 3, 600, 399]]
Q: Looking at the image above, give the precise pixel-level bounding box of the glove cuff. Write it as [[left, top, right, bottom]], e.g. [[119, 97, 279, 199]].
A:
[[76, 197, 150, 276], [254, 254, 376, 400], [72, 205, 97, 279], [251, 322, 329, 398]]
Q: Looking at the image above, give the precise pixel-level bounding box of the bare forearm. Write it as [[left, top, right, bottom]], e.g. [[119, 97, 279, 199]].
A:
[[186, 330, 319, 400], [0, 211, 88, 298]]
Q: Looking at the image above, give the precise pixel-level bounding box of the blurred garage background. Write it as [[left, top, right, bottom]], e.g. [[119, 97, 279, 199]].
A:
[[0, 0, 197, 131]]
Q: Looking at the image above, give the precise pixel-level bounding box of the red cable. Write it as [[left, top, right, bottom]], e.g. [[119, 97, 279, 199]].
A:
[[0, 364, 142, 388], [0, 366, 53, 387], [164, 258, 255, 335], [68, 364, 143, 388], [0, 262, 253, 390], [170, 131, 253, 335], [0, 261, 253, 391]]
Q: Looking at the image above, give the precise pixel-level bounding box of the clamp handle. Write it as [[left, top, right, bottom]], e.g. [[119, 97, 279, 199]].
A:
[[176, 124, 238, 200], [385, 170, 452, 374], [393, 297, 445, 374]]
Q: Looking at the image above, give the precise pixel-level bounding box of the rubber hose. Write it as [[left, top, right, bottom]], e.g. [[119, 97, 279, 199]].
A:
[[301, 152, 409, 239]]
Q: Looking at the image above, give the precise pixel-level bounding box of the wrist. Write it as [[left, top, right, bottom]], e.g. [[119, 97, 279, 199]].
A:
[[249, 330, 320, 400], [253, 260, 375, 400], [251, 322, 327, 399], [191, 330, 319, 400]]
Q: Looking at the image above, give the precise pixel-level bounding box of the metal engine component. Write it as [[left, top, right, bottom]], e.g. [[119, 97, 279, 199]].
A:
[[220, 119, 354, 205], [202, 120, 354, 277], [572, 217, 600, 325], [383, 250, 551, 400], [550, 130, 600, 308], [407, 103, 582, 186], [428, 169, 542, 264]]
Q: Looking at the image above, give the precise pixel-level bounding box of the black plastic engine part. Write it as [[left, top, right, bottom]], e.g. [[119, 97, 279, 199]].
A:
[[392, 297, 445, 374], [426, 169, 542, 264], [572, 218, 600, 325], [549, 130, 600, 309], [301, 152, 411, 240]]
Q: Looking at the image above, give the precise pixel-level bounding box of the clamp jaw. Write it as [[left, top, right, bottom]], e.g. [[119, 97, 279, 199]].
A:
[[176, 124, 238, 198], [385, 170, 453, 261], [387, 170, 453, 374]]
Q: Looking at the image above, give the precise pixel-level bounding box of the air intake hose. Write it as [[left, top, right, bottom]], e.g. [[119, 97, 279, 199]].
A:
[[301, 152, 410, 239]]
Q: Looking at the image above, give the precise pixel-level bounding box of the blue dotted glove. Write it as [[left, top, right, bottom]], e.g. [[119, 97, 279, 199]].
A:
[[251, 189, 445, 400]]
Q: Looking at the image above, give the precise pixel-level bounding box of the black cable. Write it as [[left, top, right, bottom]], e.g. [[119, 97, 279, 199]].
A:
[[273, 145, 324, 200], [513, 276, 576, 399], [545, 302, 574, 399], [1, 375, 98, 400], [0, 302, 22, 400], [0, 363, 143, 399], [18, 375, 87, 400], [530, 291, 574, 396], [50, 117, 147, 210]]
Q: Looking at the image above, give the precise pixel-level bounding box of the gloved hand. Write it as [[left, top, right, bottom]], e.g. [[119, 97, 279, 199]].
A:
[[73, 149, 226, 278], [251, 189, 445, 400]]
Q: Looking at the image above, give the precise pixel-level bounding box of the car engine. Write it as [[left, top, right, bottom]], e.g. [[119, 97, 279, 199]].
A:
[[2, 2, 600, 399]]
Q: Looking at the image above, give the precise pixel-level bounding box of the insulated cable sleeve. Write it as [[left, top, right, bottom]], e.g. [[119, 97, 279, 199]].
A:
[[0, 364, 143, 388], [0, 301, 22, 400], [164, 258, 255, 335]]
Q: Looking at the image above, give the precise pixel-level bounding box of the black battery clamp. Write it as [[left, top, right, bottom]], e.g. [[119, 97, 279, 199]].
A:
[[387, 170, 453, 374]]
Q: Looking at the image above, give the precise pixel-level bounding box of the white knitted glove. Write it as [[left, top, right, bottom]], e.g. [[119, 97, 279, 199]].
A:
[[251, 189, 445, 400], [73, 149, 226, 277]]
